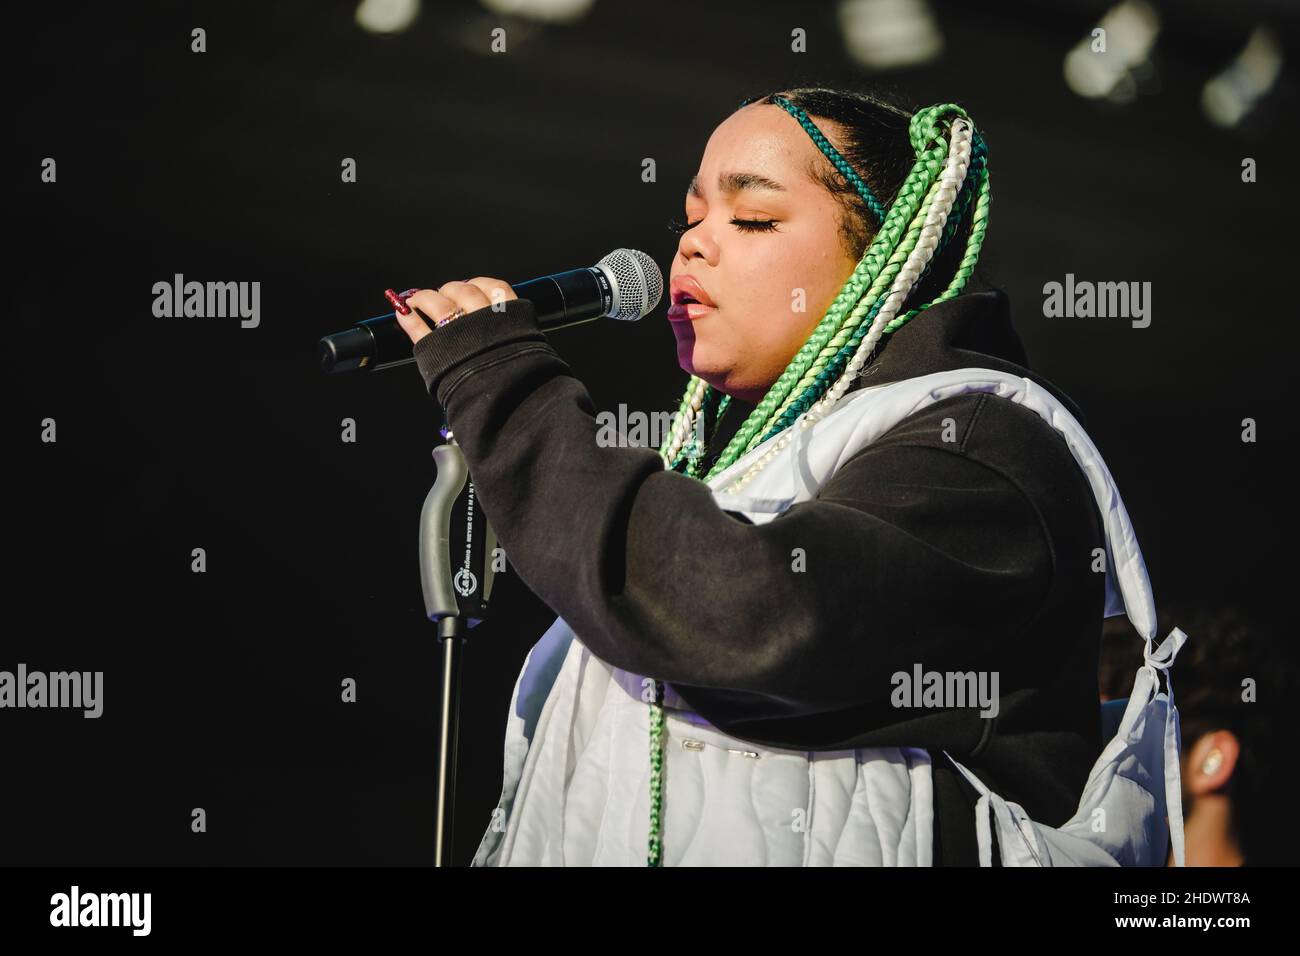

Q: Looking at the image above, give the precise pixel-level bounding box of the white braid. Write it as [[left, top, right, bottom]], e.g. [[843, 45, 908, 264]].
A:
[[723, 118, 974, 494], [659, 375, 709, 468]]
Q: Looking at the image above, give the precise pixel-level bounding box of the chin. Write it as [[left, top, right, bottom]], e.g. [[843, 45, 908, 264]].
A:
[[673, 334, 758, 400], [676, 342, 725, 386], [681, 362, 750, 401]]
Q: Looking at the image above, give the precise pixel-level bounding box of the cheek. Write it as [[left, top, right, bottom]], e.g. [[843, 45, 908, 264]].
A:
[[725, 229, 849, 342]]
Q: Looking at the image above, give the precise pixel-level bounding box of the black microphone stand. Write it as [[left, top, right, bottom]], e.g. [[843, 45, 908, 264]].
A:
[[419, 422, 497, 867]]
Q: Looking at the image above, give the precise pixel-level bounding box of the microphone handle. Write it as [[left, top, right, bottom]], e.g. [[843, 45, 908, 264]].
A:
[[320, 267, 612, 373]]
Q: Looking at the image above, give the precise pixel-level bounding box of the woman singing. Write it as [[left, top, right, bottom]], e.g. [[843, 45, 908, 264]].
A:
[[390, 87, 1187, 867]]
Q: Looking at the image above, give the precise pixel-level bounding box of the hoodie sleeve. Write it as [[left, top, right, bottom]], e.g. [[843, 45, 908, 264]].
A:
[[411, 297, 1056, 750]]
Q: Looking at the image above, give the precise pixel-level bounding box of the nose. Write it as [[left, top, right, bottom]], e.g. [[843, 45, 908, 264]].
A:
[[677, 220, 719, 267]]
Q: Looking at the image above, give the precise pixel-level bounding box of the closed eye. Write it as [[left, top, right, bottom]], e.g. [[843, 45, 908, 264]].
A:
[[668, 217, 779, 235]]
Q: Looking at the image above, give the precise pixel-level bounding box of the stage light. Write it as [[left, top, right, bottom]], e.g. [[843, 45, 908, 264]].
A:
[[478, 0, 595, 24], [355, 0, 421, 35], [1063, 0, 1160, 103], [837, 0, 943, 70], [1202, 26, 1283, 129]]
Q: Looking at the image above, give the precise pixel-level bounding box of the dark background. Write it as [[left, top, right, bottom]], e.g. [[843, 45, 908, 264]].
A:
[[9, 0, 1298, 865]]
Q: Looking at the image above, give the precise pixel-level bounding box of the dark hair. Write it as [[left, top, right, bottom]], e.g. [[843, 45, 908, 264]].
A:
[[738, 86, 990, 302], [1100, 605, 1298, 865]]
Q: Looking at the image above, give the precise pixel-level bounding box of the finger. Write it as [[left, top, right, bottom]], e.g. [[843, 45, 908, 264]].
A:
[[466, 277, 517, 311], [437, 280, 492, 315], [402, 289, 458, 344], [393, 303, 432, 346]]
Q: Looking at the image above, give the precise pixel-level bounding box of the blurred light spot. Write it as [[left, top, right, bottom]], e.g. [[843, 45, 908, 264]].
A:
[[838, 0, 943, 70], [1063, 0, 1160, 103], [356, 0, 421, 35], [478, 0, 595, 24], [1202, 26, 1283, 128]]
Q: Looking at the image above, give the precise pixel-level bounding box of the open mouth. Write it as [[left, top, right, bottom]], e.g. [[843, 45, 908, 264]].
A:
[[667, 298, 714, 321], [668, 276, 716, 320]]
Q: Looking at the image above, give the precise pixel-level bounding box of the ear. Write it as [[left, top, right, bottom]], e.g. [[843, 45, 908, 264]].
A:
[[1183, 729, 1242, 798]]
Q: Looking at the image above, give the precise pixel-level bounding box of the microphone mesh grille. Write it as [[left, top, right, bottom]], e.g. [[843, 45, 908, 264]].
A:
[[598, 248, 664, 321]]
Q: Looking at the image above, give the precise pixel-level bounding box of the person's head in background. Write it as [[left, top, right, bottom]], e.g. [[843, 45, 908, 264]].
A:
[[667, 86, 982, 404], [1099, 604, 1297, 866]]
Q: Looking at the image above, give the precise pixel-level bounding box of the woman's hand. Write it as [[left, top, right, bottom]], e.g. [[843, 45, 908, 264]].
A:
[[393, 278, 518, 346]]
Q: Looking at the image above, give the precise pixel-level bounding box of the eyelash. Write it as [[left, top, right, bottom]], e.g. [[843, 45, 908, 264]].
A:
[[667, 217, 778, 235]]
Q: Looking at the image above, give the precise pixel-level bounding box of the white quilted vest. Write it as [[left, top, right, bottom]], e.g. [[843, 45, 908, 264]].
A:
[[470, 368, 1188, 867]]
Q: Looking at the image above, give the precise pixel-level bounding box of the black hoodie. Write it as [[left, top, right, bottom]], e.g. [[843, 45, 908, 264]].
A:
[[412, 288, 1106, 867]]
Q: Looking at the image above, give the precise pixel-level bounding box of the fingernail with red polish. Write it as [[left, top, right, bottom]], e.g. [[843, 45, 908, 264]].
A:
[[384, 288, 411, 315]]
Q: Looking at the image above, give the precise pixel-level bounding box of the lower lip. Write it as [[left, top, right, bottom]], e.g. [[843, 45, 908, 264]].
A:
[[667, 303, 715, 321]]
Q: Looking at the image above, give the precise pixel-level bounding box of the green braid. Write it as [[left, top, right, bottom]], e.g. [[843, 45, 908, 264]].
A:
[[647, 676, 665, 866], [760, 133, 989, 441]]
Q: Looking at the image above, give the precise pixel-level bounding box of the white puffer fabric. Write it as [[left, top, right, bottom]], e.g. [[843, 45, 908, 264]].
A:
[[470, 368, 1187, 867]]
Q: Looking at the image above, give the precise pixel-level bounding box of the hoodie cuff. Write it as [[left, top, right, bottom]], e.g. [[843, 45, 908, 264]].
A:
[[410, 297, 548, 403]]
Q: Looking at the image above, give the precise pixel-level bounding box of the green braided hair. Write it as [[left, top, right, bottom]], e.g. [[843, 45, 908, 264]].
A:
[[645, 87, 992, 866]]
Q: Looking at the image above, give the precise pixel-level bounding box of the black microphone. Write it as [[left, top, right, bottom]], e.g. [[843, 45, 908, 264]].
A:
[[319, 248, 663, 373]]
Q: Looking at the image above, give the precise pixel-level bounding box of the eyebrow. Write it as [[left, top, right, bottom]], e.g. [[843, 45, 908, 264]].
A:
[[686, 171, 787, 199]]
